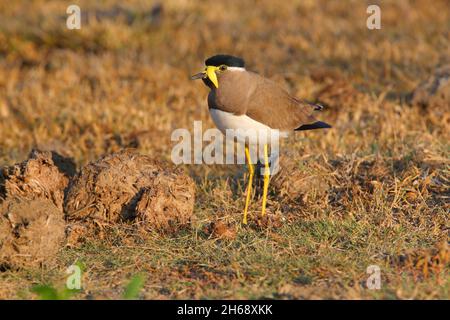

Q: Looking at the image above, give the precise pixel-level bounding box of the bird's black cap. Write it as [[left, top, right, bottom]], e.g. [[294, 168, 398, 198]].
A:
[[205, 55, 245, 68]]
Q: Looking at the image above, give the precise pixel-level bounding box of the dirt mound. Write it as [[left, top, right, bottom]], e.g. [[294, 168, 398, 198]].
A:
[[0, 198, 65, 269], [135, 174, 195, 233], [0, 150, 71, 210], [64, 149, 195, 241], [410, 64, 450, 112]]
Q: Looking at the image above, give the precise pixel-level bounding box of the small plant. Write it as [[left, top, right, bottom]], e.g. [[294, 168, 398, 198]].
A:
[[123, 274, 146, 300], [31, 267, 145, 300], [31, 285, 79, 300]]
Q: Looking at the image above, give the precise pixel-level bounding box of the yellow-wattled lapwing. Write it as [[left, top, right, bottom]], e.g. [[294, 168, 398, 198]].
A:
[[191, 54, 331, 224]]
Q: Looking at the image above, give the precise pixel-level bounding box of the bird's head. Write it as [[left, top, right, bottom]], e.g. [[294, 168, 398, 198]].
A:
[[191, 54, 245, 89]]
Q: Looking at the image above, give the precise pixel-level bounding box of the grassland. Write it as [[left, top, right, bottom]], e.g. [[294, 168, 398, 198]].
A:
[[0, 0, 449, 299]]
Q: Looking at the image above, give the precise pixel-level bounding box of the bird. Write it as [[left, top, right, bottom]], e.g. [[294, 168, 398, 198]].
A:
[[191, 54, 331, 224]]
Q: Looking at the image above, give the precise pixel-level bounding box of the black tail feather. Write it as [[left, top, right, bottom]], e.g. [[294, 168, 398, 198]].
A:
[[295, 121, 332, 131]]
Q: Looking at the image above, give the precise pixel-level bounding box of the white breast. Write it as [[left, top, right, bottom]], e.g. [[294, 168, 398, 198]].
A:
[[209, 108, 287, 145]]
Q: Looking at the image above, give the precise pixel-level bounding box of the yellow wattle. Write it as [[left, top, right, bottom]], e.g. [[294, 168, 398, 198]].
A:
[[206, 66, 219, 88]]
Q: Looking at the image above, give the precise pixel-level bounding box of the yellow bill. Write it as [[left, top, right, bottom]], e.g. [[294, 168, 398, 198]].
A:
[[190, 66, 219, 88], [206, 66, 219, 88]]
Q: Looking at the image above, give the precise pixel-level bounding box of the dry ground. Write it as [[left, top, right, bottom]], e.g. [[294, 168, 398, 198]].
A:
[[0, 0, 449, 299]]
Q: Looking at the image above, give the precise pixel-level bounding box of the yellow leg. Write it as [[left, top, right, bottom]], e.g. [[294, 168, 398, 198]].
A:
[[261, 144, 270, 216], [243, 146, 254, 225]]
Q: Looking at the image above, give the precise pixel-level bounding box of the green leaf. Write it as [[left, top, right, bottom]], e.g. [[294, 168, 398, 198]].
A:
[[74, 260, 87, 273], [31, 285, 60, 300], [31, 285, 79, 300], [123, 274, 146, 300]]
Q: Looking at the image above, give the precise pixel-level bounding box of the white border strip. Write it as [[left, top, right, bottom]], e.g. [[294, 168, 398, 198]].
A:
[[227, 67, 246, 71]]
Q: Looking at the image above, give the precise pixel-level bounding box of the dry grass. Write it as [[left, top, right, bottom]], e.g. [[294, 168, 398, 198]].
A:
[[0, 0, 449, 299]]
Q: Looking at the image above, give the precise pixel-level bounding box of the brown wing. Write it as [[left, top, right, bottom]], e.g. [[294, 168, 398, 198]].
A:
[[244, 72, 319, 131], [212, 70, 327, 131]]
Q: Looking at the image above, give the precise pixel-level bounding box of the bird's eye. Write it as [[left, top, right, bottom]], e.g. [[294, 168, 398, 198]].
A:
[[219, 65, 227, 71]]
